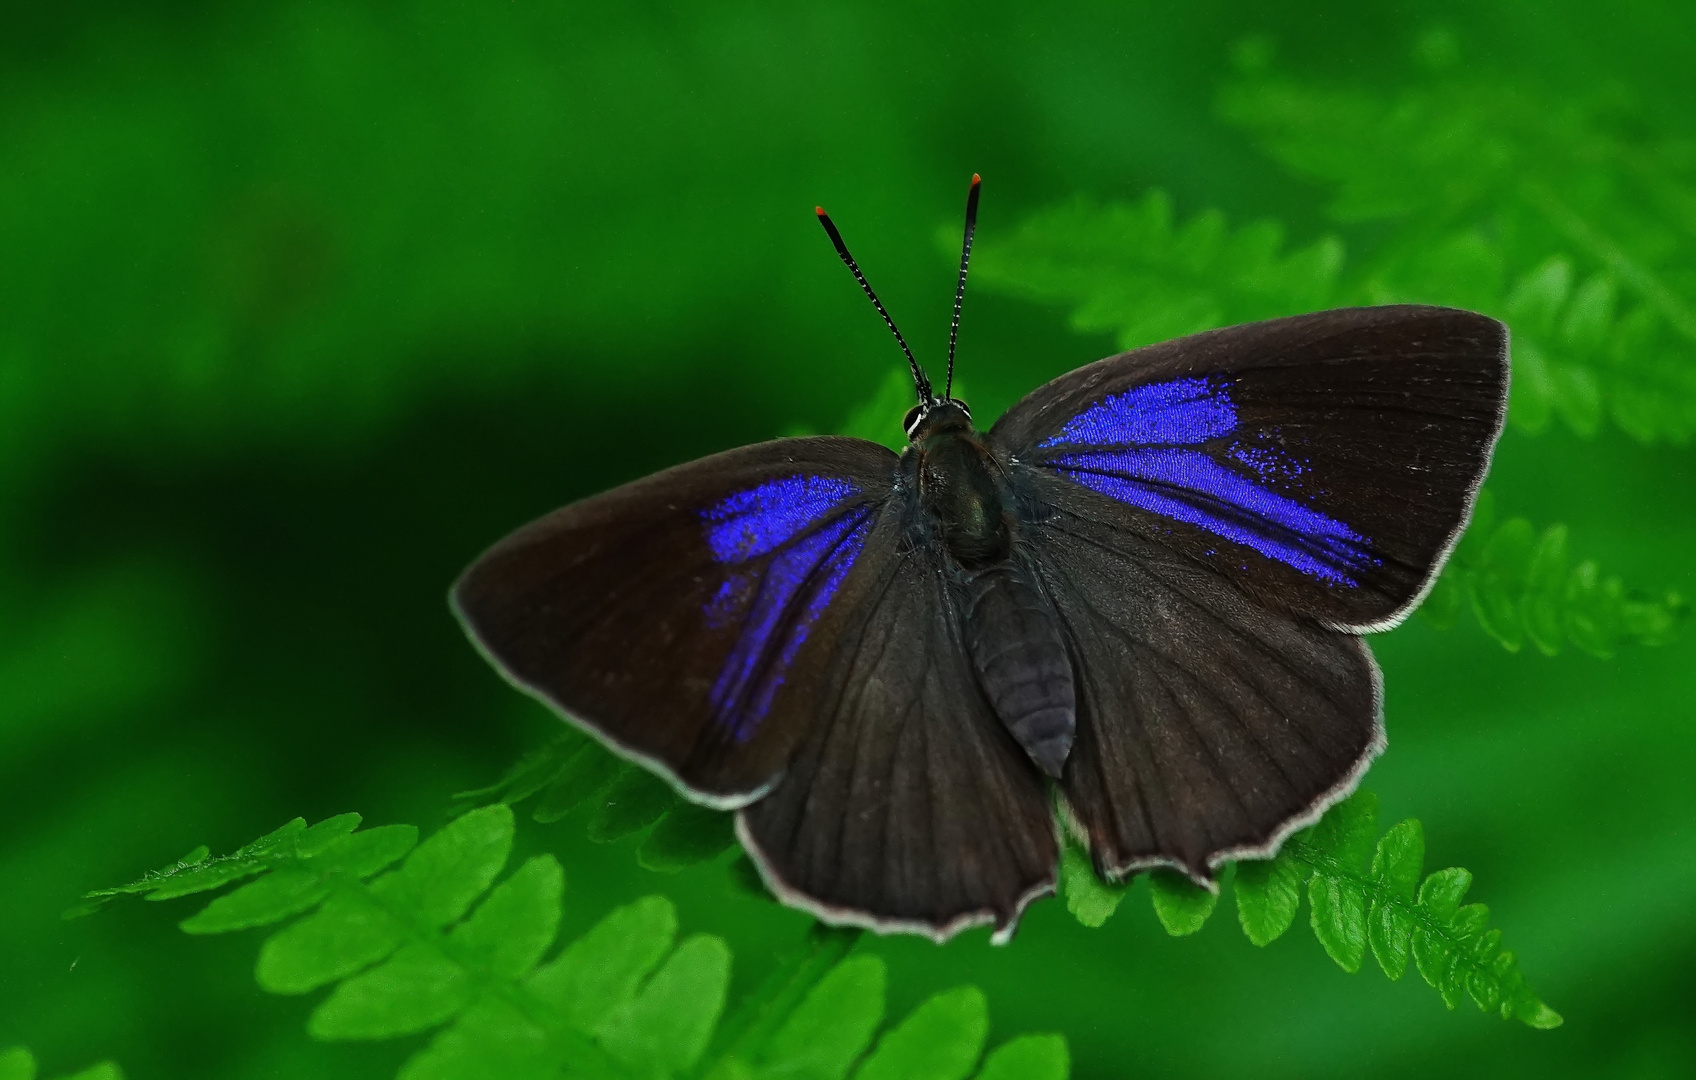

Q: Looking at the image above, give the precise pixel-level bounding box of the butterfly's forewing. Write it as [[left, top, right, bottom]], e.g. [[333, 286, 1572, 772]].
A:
[[737, 504, 1058, 941], [992, 306, 1509, 630], [1022, 476, 1382, 880], [452, 437, 896, 807]]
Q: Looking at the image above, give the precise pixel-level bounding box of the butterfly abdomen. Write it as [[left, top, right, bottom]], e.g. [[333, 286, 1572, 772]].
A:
[[961, 563, 1076, 779]]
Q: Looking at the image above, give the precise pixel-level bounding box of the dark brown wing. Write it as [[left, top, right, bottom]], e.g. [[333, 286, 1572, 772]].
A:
[[737, 507, 1059, 942], [452, 436, 896, 806], [991, 305, 1508, 631], [1018, 470, 1382, 883]]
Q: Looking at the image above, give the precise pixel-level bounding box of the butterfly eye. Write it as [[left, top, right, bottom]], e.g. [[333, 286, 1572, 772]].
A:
[[903, 405, 925, 437], [950, 398, 972, 419]]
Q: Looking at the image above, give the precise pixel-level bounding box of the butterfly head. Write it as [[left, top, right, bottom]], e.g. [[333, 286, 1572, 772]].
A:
[[903, 397, 974, 441]]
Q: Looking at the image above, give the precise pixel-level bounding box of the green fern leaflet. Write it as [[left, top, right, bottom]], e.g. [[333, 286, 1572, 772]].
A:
[[1422, 490, 1685, 654], [83, 806, 1067, 1080], [1058, 790, 1560, 1028], [454, 726, 738, 874]]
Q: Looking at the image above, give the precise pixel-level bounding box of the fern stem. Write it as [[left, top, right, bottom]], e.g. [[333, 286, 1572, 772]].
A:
[[1289, 842, 1504, 999], [316, 871, 622, 1071], [694, 922, 861, 1076], [1521, 179, 1696, 341]]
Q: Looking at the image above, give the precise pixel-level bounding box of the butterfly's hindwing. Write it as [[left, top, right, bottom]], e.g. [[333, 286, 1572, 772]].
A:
[[739, 506, 1059, 941], [452, 437, 896, 806], [1021, 486, 1383, 880], [992, 306, 1509, 629]]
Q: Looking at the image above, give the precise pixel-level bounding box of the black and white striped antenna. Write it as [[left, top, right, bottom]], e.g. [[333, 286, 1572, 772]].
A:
[[815, 205, 934, 404]]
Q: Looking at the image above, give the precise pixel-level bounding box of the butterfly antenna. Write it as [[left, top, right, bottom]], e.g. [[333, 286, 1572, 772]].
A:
[[815, 206, 934, 403], [945, 173, 981, 401]]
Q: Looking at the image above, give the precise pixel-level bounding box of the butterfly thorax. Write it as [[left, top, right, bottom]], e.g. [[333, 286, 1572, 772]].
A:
[[908, 409, 1012, 571]]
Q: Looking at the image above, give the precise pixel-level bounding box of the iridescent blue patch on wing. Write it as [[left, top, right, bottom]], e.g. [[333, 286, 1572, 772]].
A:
[[1037, 377, 1234, 448], [1228, 441, 1307, 482], [698, 476, 870, 742], [703, 475, 860, 562], [1055, 449, 1374, 584], [1041, 376, 1377, 585]]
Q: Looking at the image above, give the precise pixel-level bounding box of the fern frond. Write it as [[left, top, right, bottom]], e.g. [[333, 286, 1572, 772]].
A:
[[1244, 791, 1561, 1028], [89, 808, 1068, 1080], [1058, 791, 1560, 1028], [1422, 490, 1686, 655], [1218, 39, 1696, 443], [0, 1047, 122, 1080], [968, 191, 1341, 351], [457, 720, 754, 891], [1495, 258, 1687, 440], [704, 923, 865, 1071], [64, 811, 378, 918], [455, 727, 738, 873]]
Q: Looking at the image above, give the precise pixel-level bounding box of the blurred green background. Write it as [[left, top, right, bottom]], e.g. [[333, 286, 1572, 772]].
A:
[[4, 1, 1694, 1077]]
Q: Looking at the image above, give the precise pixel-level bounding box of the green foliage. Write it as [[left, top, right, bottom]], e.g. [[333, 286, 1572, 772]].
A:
[[1422, 490, 1686, 655], [1060, 791, 1560, 1029], [1218, 36, 1696, 443], [1148, 871, 1218, 937], [0, 1048, 121, 1080], [970, 37, 1696, 446], [66, 811, 385, 919], [710, 936, 878, 1079], [455, 726, 738, 873], [970, 191, 1341, 351], [1502, 259, 1619, 437], [1056, 843, 1127, 928], [88, 807, 1067, 1080]]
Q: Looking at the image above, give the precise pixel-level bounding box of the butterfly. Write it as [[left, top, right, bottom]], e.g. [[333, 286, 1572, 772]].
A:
[[452, 175, 1508, 944]]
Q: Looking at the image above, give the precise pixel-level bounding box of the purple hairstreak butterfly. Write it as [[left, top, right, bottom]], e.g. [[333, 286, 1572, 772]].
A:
[[453, 175, 1507, 943]]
